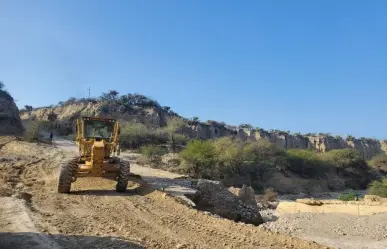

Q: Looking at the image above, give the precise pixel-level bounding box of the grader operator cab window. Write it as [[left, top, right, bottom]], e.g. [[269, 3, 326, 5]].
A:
[[84, 120, 114, 140]]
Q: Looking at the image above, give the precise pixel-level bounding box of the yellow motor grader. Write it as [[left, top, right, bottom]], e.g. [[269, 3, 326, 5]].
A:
[[57, 116, 137, 193]]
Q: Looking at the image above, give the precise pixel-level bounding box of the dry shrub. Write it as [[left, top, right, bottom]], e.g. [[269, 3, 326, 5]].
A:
[[369, 154, 387, 175], [367, 177, 387, 197], [262, 188, 277, 202]]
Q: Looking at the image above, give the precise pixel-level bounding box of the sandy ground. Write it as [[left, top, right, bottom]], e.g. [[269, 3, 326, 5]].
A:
[[260, 212, 387, 249], [0, 136, 332, 249]]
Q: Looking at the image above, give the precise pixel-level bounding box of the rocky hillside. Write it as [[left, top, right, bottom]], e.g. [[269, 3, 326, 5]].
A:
[[0, 89, 23, 135], [19, 92, 387, 159]]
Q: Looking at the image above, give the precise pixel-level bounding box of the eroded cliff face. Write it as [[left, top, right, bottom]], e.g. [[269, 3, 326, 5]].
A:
[[0, 90, 23, 135], [20, 101, 168, 135], [21, 101, 386, 159], [180, 124, 386, 159]]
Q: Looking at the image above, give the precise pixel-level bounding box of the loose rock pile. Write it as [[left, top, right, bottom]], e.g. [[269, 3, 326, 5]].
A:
[[187, 179, 263, 225]]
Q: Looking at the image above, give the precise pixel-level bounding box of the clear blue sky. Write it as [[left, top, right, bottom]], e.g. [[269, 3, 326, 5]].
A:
[[1, 0, 386, 138]]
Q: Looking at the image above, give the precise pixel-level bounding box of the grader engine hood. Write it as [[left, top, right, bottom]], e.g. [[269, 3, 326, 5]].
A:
[[92, 141, 106, 164]]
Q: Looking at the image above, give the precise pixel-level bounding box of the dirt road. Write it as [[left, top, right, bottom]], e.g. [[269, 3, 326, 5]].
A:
[[0, 136, 333, 249]]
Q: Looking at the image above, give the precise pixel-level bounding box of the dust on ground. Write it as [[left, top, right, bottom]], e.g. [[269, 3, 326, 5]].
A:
[[0, 136, 332, 249]]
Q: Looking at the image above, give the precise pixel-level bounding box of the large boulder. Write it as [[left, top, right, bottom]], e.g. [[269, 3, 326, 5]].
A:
[[189, 179, 263, 225], [0, 90, 23, 135]]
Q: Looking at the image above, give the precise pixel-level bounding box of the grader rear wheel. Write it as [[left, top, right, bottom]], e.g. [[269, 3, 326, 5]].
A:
[[58, 157, 79, 193], [116, 159, 130, 192]]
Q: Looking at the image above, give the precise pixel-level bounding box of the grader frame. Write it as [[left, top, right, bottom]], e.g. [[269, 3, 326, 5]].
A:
[[57, 116, 131, 193]]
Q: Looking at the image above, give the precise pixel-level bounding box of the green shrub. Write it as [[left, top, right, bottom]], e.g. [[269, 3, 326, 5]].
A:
[[158, 117, 186, 152], [23, 121, 49, 142], [368, 154, 387, 174], [243, 139, 288, 167], [119, 123, 168, 149], [175, 136, 374, 191], [367, 177, 387, 197], [323, 149, 368, 169], [242, 140, 287, 188], [323, 149, 371, 189], [171, 133, 188, 145], [212, 137, 246, 176], [338, 190, 358, 201], [262, 188, 278, 202], [179, 140, 218, 178], [23, 122, 40, 142], [178, 138, 283, 190], [286, 149, 328, 177], [140, 145, 166, 162]]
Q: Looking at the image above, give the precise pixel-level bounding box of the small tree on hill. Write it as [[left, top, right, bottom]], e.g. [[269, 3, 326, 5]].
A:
[[126, 93, 160, 108], [180, 140, 217, 178], [164, 117, 186, 152], [188, 116, 200, 125], [0, 81, 4, 90], [65, 97, 77, 105], [24, 105, 33, 112], [24, 105, 33, 118], [101, 90, 119, 103], [118, 94, 129, 105], [240, 124, 253, 130], [162, 106, 171, 112]]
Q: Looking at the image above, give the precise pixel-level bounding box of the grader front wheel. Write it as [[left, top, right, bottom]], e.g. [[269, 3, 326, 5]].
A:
[[116, 159, 130, 192], [58, 157, 79, 193]]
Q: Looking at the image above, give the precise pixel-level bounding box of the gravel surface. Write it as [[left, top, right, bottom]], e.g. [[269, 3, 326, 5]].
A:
[[259, 212, 387, 249]]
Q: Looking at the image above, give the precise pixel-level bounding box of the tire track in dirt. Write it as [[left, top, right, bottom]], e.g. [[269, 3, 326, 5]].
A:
[[1, 138, 335, 249], [118, 196, 256, 247]]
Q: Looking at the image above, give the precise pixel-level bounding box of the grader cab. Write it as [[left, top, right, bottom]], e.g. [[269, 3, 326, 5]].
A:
[[57, 117, 133, 193]]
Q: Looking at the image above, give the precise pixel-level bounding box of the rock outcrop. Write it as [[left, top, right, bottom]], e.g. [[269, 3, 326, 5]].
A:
[[188, 179, 263, 225], [20, 101, 168, 135], [182, 123, 387, 159], [0, 90, 23, 135], [20, 98, 387, 159]]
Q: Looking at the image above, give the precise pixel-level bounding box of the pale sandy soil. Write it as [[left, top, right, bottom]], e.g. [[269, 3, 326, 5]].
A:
[[0, 136, 331, 249]]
